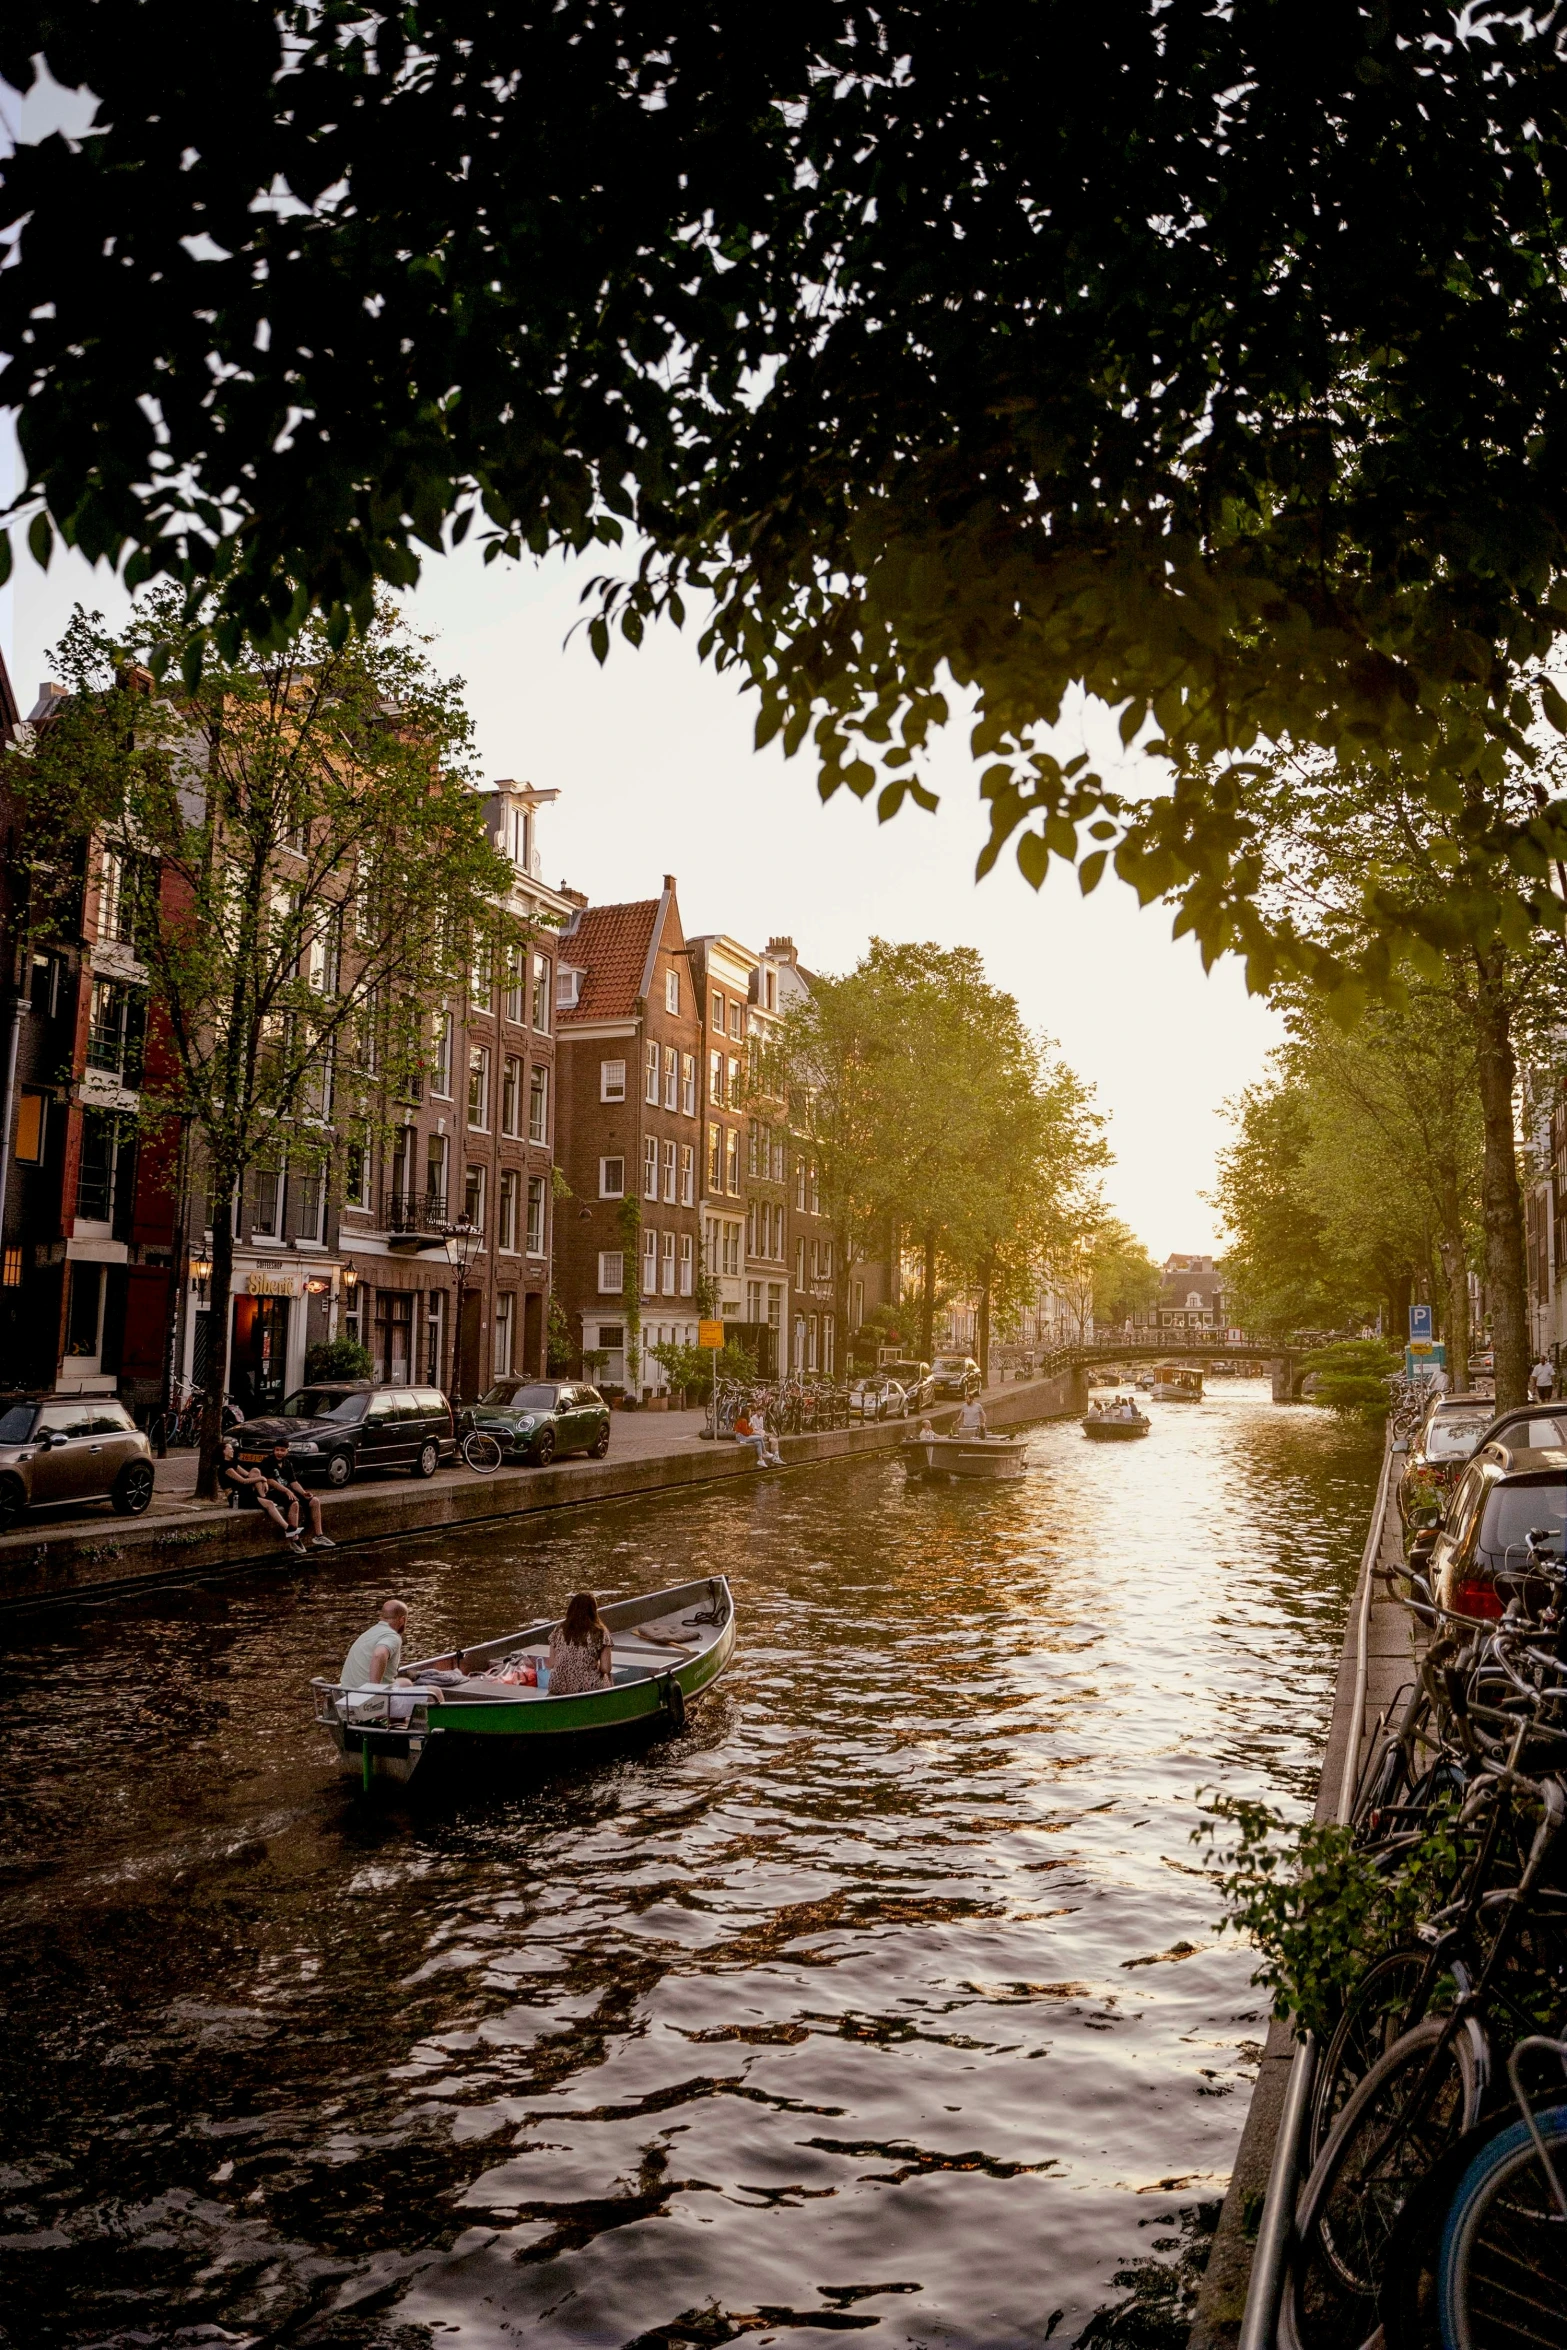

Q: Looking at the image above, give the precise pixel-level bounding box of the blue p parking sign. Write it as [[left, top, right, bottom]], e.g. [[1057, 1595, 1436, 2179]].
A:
[[1409, 1303, 1434, 1342]]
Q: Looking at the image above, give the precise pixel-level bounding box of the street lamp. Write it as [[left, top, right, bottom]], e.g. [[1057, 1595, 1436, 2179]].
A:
[[441, 1212, 481, 1400]]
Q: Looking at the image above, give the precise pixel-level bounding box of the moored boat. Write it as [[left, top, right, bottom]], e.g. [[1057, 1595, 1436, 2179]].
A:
[[311, 1576, 734, 1787], [903, 1433, 1029, 1483], [1151, 1362, 1204, 1403]]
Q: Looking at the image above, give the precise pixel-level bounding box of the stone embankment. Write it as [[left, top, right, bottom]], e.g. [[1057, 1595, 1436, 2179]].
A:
[[0, 1364, 1085, 1616], [1187, 1450, 1411, 2350]]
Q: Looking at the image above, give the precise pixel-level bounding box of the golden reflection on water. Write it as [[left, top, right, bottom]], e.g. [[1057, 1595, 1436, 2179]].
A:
[[0, 1382, 1378, 2348]]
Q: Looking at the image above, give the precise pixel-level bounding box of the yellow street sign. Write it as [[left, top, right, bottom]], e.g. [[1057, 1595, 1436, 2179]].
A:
[[698, 1319, 725, 1350]]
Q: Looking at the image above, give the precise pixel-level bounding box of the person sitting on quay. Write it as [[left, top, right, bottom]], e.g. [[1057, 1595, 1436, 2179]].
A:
[[734, 1405, 782, 1470], [340, 1598, 409, 1688], [547, 1591, 615, 1692], [220, 1438, 304, 1550], [265, 1436, 337, 1550]]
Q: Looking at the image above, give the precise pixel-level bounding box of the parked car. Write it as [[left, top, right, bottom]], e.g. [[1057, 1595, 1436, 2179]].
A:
[[883, 1359, 935, 1411], [848, 1374, 908, 1422], [0, 1394, 155, 1529], [234, 1383, 454, 1488], [460, 1380, 611, 1465], [929, 1355, 982, 1402], [1396, 1393, 1495, 1524], [1411, 1447, 1567, 1619]]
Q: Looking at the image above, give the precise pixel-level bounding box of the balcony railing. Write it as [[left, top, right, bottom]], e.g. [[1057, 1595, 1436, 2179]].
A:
[[383, 1188, 448, 1235]]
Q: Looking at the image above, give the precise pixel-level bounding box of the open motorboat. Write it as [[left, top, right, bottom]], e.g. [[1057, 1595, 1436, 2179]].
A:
[[1082, 1385, 1151, 1441], [311, 1576, 735, 1787], [903, 1431, 1029, 1483]]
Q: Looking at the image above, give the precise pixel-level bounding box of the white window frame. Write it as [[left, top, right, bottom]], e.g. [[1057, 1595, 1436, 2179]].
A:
[[431, 1006, 454, 1098], [664, 1044, 678, 1111], [679, 1143, 695, 1206], [662, 1138, 677, 1202], [526, 1174, 546, 1256], [528, 1062, 549, 1145], [645, 1039, 660, 1105], [726, 1128, 741, 1196], [598, 1250, 625, 1293], [641, 1227, 658, 1297], [493, 1291, 515, 1378], [531, 951, 552, 1033], [643, 1134, 659, 1200], [599, 1156, 625, 1199], [681, 1053, 696, 1117], [344, 1134, 372, 1211], [497, 1167, 519, 1253], [679, 1233, 694, 1295], [600, 1058, 626, 1103], [463, 1163, 486, 1231], [661, 1229, 676, 1294], [468, 1043, 491, 1132], [709, 1048, 725, 1106], [664, 968, 680, 1015], [501, 1052, 522, 1138]]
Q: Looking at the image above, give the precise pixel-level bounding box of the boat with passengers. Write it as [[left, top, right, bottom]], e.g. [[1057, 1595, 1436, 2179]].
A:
[[1082, 1386, 1151, 1440], [1151, 1362, 1204, 1403]]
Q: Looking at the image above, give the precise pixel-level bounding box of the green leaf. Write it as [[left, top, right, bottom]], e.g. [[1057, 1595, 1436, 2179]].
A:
[[27, 511, 53, 569], [1541, 677, 1567, 735], [1016, 832, 1050, 891]]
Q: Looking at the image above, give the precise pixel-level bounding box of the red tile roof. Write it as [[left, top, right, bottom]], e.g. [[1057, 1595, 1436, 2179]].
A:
[[559, 897, 661, 1023]]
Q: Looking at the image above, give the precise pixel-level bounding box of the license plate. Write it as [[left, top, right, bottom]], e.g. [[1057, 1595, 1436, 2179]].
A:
[[240, 1452, 266, 1464]]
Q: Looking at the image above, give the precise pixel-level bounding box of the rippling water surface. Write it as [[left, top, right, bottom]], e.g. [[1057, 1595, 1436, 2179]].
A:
[[0, 1382, 1379, 2349]]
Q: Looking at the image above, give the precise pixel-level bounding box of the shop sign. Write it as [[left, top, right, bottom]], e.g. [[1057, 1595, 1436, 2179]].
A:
[[247, 1270, 308, 1298]]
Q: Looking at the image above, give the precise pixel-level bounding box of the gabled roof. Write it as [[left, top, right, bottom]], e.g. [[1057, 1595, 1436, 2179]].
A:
[[558, 897, 662, 1024]]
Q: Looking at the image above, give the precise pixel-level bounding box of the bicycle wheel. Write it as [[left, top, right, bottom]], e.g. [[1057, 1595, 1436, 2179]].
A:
[[1438, 2102, 1567, 2348], [1310, 1944, 1441, 2170], [1285, 2015, 1486, 2350], [462, 1430, 504, 1472]]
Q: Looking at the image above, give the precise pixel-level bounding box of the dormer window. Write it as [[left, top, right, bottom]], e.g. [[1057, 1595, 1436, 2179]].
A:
[[556, 967, 581, 1010]]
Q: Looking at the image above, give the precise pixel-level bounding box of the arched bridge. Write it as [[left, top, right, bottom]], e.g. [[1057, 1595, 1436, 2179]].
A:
[[1003, 1337, 1306, 1402]]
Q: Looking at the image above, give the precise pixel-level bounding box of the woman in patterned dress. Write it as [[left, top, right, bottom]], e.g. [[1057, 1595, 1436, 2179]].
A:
[[546, 1591, 614, 1693]]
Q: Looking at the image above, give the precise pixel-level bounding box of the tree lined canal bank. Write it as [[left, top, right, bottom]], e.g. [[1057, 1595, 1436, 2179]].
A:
[[0, 1381, 1378, 2348]]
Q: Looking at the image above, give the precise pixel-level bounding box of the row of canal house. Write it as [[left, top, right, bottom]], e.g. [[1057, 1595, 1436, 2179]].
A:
[[0, 647, 892, 1414]]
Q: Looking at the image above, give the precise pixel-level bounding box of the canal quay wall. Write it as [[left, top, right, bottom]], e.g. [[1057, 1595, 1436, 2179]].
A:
[[1188, 1444, 1412, 2350], [0, 1363, 1087, 1617]]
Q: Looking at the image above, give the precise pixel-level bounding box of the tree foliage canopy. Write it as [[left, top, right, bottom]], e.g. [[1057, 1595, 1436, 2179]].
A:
[[11, 5, 1567, 970]]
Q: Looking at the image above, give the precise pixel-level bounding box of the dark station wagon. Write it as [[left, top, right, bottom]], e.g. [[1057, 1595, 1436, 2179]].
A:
[[460, 1380, 611, 1466], [1413, 1445, 1567, 1620], [235, 1383, 455, 1488]]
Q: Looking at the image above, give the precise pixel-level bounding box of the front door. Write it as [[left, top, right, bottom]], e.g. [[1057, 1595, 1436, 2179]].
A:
[[231, 1295, 290, 1416], [375, 1292, 413, 1386]]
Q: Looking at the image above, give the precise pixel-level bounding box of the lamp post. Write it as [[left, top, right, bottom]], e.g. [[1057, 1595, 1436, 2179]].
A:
[[441, 1212, 481, 1401]]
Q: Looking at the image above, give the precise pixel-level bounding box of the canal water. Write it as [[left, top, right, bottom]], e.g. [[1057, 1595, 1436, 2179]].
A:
[[0, 1381, 1378, 2349]]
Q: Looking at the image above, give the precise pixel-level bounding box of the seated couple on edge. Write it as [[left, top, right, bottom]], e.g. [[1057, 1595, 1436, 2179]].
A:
[[337, 1591, 616, 1699]]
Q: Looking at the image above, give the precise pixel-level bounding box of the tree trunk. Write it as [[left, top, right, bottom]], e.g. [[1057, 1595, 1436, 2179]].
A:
[[977, 1256, 993, 1388], [920, 1226, 937, 1362], [1472, 955, 1529, 1411], [1436, 1221, 1471, 1391], [196, 1181, 235, 1500]]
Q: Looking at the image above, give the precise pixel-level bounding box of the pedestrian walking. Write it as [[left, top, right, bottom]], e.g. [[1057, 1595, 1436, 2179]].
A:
[[1532, 1355, 1556, 1402]]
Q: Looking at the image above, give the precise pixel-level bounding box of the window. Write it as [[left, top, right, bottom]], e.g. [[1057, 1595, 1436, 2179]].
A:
[[772, 1132, 785, 1182], [664, 1045, 678, 1111], [711, 990, 724, 1030], [294, 1169, 324, 1243], [253, 1165, 283, 1239], [772, 1203, 785, 1258], [2, 1246, 21, 1288], [795, 1157, 807, 1210], [661, 1230, 676, 1294], [726, 1127, 741, 1195], [601, 1057, 626, 1102], [808, 1314, 820, 1371], [729, 1001, 743, 1041], [556, 967, 580, 1010], [681, 1053, 696, 1116], [498, 1168, 519, 1252], [810, 1161, 820, 1213], [709, 1048, 725, 1106], [598, 1250, 625, 1292], [430, 1007, 453, 1098], [527, 1175, 546, 1254], [765, 968, 776, 1011], [707, 1123, 723, 1191], [468, 1044, 490, 1130], [424, 1290, 447, 1386], [644, 1134, 659, 1200], [493, 1292, 515, 1378], [504, 942, 525, 1023], [728, 1055, 741, 1106], [426, 1133, 448, 1215], [747, 1124, 759, 1180], [680, 1143, 695, 1206], [679, 1234, 694, 1295], [98, 843, 137, 946], [822, 1237, 834, 1279], [14, 1090, 45, 1165], [600, 1156, 625, 1198], [852, 1279, 865, 1328], [642, 1227, 658, 1297], [345, 1135, 371, 1210], [496, 1054, 519, 1138], [531, 951, 551, 1032], [768, 1281, 783, 1329], [464, 1164, 485, 1230], [665, 968, 680, 1015], [528, 1062, 548, 1144], [646, 1040, 660, 1104], [662, 1138, 677, 1202], [796, 1236, 806, 1286], [470, 943, 493, 1011], [721, 1222, 742, 1276]]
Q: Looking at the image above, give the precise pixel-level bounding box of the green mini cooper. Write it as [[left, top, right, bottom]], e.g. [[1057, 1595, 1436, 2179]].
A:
[[461, 1379, 611, 1466]]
